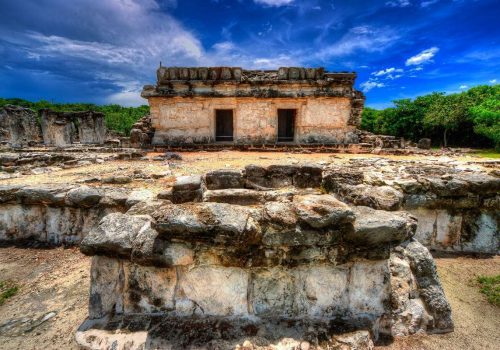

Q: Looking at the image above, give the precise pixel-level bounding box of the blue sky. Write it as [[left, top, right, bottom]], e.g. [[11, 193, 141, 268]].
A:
[[0, 0, 499, 108]]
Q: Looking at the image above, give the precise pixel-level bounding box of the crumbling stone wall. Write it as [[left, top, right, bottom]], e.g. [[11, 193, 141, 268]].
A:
[[77, 111, 106, 144], [40, 109, 105, 146], [0, 105, 42, 146], [0, 185, 148, 245]]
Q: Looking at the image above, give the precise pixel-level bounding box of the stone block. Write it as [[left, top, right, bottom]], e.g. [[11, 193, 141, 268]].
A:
[[294, 194, 354, 228], [167, 67, 178, 80], [176, 266, 248, 316], [250, 267, 295, 317], [89, 256, 124, 319], [347, 206, 416, 246], [198, 67, 208, 80], [123, 263, 177, 314], [293, 164, 323, 188], [278, 67, 288, 79], [80, 213, 153, 258], [188, 68, 198, 80], [348, 260, 389, 317], [65, 186, 102, 208], [220, 67, 232, 80], [204, 170, 244, 190]]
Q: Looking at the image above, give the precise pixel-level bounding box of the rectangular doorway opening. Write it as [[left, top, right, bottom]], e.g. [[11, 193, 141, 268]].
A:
[[277, 109, 296, 142], [215, 109, 234, 142]]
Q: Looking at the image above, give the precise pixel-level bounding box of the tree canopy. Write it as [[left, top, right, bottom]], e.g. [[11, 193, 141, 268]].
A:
[[361, 85, 500, 149]]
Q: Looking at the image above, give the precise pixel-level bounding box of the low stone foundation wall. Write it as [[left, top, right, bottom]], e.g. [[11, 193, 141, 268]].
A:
[[77, 196, 453, 348], [0, 159, 498, 254], [0, 185, 152, 245]]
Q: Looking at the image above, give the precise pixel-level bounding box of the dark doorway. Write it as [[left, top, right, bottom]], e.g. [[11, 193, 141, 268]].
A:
[[277, 109, 296, 142], [215, 109, 234, 142]]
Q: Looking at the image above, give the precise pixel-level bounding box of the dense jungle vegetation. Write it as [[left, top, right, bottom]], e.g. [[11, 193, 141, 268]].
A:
[[0, 98, 149, 136], [361, 84, 500, 149]]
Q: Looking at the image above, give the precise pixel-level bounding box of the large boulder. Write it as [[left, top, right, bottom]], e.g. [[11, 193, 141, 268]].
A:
[[80, 213, 153, 258], [347, 206, 417, 246], [338, 184, 404, 211], [293, 194, 355, 228], [152, 202, 261, 245]]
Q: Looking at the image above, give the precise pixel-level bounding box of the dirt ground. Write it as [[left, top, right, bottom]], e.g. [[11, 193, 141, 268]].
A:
[[2, 151, 497, 193], [0, 247, 498, 350]]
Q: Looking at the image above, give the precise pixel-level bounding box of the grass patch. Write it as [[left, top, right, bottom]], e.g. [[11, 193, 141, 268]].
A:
[[0, 280, 19, 305], [477, 275, 500, 306], [473, 149, 500, 159]]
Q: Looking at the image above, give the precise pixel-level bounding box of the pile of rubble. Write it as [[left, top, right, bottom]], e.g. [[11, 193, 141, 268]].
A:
[[129, 114, 155, 148]]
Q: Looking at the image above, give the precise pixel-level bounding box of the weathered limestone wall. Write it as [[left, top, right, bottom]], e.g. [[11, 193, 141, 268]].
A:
[[0, 185, 152, 245], [0, 161, 498, 254], [0, 105, 42, 146], [78, 112, 106, 144], [40, 109, 106, 146], [40, 110, 76, 146], [149, 96, 357, 145]]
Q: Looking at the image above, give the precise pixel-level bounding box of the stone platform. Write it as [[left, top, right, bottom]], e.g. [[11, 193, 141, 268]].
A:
[[76, 192, 453, 349]]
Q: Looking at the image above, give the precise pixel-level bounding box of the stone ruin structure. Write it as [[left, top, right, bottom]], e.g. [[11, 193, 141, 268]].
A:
[[1, 158, 499, 348], [40, 109, 106, 146], [72, 165, 457, 349], [0, 105, 42, 147], [141, 67, 365, 146], [0, 105, 106, 148]]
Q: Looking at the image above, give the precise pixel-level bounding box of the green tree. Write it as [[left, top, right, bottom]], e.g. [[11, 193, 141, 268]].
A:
[[360, 107, 379, 132], [470, 96, 500, 149], [424, 93, 472, 147]]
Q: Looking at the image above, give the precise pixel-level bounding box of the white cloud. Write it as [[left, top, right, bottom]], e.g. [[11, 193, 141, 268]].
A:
[[421, 0, 439, 8], [459, 85, 468, 89], [316, 26, 399, 60], [386, 0, 411, 7], [107, 90, 147, 106], [405, 47, 439, 66], [254, 0, 294, 7], [489, 79, 497, 84], [361, 80, 385, 92], [372, 67, 403, 76]]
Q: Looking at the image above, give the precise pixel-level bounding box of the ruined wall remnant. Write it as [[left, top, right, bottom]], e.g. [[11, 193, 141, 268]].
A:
[[0, 161, 497, 253], [0, 185, 147, 245], [141, 66, 365, 146], [0, 105, 42, 146], [129, 114, 154, 148], [40, 109, 105, 146], [77, 111, 106, 144], [40, 109, 76, 146]]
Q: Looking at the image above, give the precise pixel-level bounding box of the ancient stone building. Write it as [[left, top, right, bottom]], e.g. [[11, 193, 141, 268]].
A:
[[141, 67, 365, 145]]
